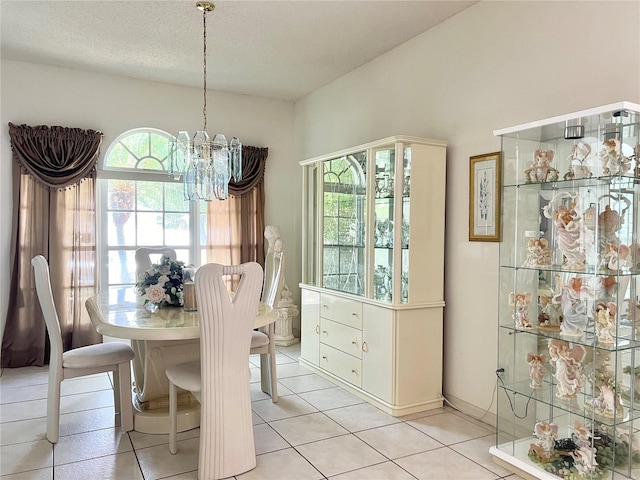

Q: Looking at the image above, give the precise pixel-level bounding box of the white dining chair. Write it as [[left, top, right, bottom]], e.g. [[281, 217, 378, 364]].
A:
[[251, 248, 284, 402], [134, 247, 177, 279], [31, 255, 135, 443], [165, 262, 263, 479]]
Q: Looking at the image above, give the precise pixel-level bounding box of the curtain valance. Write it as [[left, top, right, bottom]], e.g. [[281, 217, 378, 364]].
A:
[[228, 146, 268, 197], [8, 122, 103, 190]]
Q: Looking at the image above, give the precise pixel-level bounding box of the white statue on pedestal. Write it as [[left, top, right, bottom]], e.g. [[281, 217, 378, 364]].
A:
[[265, 225, 300, 346]]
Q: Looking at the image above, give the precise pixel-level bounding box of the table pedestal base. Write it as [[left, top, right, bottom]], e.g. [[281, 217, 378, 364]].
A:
[[133, 393, 200, 434]]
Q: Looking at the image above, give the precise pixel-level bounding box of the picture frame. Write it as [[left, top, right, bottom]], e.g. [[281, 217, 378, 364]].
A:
[[469, 151, 501, 242]]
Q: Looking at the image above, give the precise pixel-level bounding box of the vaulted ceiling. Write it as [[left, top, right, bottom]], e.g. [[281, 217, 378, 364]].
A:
[[1, 0, 477, 101]]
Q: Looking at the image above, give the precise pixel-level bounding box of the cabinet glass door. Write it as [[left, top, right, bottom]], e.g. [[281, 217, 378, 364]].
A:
[[400, 146, 411, 303], [322, 152, 367, 296], [373, 148, 395, 302]]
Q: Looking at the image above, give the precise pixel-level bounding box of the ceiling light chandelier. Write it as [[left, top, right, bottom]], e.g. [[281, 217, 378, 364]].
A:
[[168, 1, 242, 201]]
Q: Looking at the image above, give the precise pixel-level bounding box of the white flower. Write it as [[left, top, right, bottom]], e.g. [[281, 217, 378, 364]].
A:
[[145, 283, 167, 304], [157, 275, 169, 287]]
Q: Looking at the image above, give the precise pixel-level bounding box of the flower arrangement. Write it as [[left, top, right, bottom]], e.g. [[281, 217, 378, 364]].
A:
[[136, 255, 185, 307]]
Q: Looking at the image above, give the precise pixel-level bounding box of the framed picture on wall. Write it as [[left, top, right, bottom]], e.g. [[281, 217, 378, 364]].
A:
[[469, 151, 501, 242]]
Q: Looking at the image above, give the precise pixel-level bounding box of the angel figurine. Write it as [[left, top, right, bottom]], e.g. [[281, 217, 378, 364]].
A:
[[554, 275, 592, 336], [524, 149, 559, 183], [571, 421, 600, 474], [537, 289, 562, 331], [543, 193, 594, 271], [509, 292, 532, 330], [600, 242, 631, 271], [548, 338, 586, 401], [595, 301, 616, 345], [564, 142, 592, 180], [531, 421, 558, 461], [526, 352, 546, 388], [585, 383, 624, 420], [600, 138, 631, 175], [522, 237, 551, 268]]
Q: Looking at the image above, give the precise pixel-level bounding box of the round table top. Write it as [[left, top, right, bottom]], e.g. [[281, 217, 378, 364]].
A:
[[86, 288, 274, 341]]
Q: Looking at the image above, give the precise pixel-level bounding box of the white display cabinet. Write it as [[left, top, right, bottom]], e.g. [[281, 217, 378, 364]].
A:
[[491, 102, 640, 480], [299, 136, 447, 416]]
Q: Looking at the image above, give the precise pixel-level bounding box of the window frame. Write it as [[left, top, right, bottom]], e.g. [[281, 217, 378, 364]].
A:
[[97, 128, 202, 292]]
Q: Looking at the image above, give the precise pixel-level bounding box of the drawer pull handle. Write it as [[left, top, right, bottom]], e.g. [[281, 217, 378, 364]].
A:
[[315, 325, 320, 334], [362, 341, 368, 352], [322, 330, 328, 334], [352, 313, 358, 317], [323, 304, 328, 309], [351, 341, 358, 346], [351, 369, 357, 374], [322, 355, 328, 360]]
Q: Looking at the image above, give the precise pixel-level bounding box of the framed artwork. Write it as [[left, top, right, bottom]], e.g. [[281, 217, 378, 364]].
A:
[[469, 151, 501, 242]]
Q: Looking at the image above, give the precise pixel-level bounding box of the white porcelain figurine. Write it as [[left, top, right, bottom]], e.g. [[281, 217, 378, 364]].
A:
[[522, 237, 551, 268], [537, 289, 562, 331], [600, 138, 631, 176], [543, 193, 594, 271], [509, 292, 532, 330], [548, 338, 586, 401], [564, 142, 592, 180], [595, 301, 616, 345], [523, 149, 559, 183], [554, 275, 591, 336], [526, 353, 546, 389], [531, 421, 558, 461]]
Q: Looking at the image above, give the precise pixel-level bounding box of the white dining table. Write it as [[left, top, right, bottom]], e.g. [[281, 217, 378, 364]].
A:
[[86, 289, 275, 434]]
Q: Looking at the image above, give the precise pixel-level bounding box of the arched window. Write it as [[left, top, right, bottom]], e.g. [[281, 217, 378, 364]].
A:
[[98, 128, 204, 298]]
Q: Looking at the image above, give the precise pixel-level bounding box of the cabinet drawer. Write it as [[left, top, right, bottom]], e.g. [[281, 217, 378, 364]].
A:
[[320, 318, 362, 359], [319, 344, 362, 388], [320, 294, 362, 329]]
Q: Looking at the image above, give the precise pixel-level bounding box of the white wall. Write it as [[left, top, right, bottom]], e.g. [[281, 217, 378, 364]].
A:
[[0, 60, 297, 337], [2, 0, 639, 418], [294, 1, 640, 417]]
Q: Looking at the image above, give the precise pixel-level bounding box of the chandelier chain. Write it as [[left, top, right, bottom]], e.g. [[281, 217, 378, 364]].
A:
[[202, 7, 208, 132]]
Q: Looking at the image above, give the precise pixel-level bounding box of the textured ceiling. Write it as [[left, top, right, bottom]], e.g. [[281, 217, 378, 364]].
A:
[[1, 0, 477, 101]]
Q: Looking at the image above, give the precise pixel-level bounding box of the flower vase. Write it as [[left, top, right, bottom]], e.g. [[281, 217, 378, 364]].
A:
[[144, 302, 160, 314]]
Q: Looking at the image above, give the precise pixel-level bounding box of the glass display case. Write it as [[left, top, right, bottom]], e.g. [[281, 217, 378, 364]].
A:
[[299, 136, 447, 416], [492, 102, 640, 479], [301, 136, 446, 304]]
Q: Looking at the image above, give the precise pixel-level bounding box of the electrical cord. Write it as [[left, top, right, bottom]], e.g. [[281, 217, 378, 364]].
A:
[[496, 368, 535, 420], [441, 379, 497, 422]]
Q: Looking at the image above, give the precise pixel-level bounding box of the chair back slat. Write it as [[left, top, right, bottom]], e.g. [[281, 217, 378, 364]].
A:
[[31, 255, 64, 366], [134, 247, 177, 279], [195, 262, 263, 479]]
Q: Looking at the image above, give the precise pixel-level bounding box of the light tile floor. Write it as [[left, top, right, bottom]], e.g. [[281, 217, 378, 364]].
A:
[[0, 344, 523, 479]]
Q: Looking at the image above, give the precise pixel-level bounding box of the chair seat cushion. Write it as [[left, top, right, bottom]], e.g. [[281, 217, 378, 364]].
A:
[[166, 361, 201, 393], [251, 331, 269, 348], [62, 342, 135, 369]]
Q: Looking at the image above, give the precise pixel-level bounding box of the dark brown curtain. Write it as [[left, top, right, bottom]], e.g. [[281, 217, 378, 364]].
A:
[[205, 146, 268, 275], [2, 123, 102, 367]]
